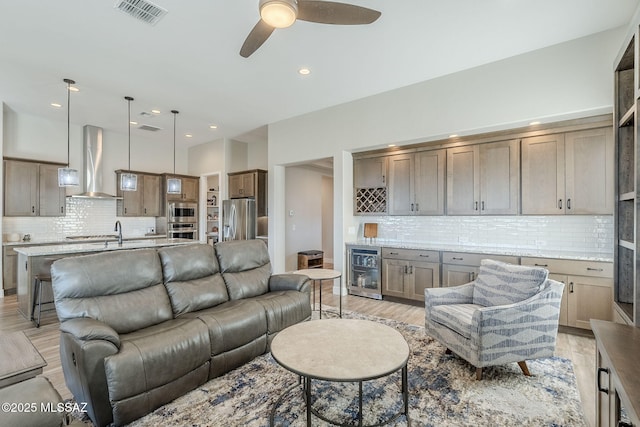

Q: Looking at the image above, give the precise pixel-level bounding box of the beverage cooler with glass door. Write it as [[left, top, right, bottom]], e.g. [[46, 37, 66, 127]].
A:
[[347, 244, 382, 300]]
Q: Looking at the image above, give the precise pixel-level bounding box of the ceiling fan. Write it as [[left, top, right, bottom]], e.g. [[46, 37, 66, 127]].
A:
[[240, 0, 381, 58]]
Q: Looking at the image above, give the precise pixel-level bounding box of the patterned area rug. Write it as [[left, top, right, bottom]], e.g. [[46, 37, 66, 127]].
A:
[[119, 309, 586, 427]]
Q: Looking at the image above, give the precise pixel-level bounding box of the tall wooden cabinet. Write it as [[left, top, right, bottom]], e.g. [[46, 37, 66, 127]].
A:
[[521, 128, 613, 215], [614, 29, 638, 326], [446, 139, 519, 215], [164, 174, 199, 202], [4, 159, 66, 217], [387, 150, 445, 215]]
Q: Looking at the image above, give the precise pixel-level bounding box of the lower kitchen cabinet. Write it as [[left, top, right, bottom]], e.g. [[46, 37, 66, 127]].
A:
[[521, 257, 613, 329], [2, 247, 17, 295], [381, 248, 439, 301], [441, 252, 519, 287], [592, 320, 640, 427]]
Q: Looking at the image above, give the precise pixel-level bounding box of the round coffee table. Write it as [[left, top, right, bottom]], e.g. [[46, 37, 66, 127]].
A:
[[270, 319, 410, 426], [294, 268, 342, 318]]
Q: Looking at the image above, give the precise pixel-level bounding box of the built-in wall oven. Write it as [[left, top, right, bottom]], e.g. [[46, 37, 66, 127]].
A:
[[347, 244, 382, 300], [167, 222, 197, 240], [168, 202, 197, 223]]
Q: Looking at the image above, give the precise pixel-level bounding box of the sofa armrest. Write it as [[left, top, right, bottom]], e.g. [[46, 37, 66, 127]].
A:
[[425, 283, 474, 308], [471, 279, 565, 348], [269, 273, 311, 293], [60, 318, 121, 348]]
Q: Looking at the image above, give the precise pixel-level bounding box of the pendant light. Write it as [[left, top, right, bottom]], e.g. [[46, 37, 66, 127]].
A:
[[166, 109, 182, 194], [120, 96, 137, 191], [58, 78, 80, 187]]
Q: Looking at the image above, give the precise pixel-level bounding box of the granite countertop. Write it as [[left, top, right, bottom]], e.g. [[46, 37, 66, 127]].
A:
[[13, 238, 195, 256], [346, 240, 613, 262], [3, 234, 167, 247]]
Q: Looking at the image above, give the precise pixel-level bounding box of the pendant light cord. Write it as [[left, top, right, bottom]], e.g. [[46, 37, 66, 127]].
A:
[[125, 96, 134, 171], [66, 79, 72, 167]]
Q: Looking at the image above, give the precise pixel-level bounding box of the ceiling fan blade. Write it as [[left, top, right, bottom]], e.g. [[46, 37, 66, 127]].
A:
[[297, 1, 381, 25], [240, 20, 275, 58]]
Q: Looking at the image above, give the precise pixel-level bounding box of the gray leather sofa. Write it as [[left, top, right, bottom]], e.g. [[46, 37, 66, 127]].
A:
[[51, 240, 311, 427]]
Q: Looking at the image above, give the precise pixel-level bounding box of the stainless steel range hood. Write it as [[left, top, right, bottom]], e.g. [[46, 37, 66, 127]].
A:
[[69, 125, 120, 199]]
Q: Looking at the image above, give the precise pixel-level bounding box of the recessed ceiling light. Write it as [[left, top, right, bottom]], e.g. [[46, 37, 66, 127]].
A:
[[68, 86, 79, 92], [449, 134, 458, 138], [298, 67, 311, 75], [50, 103, 62, 108], [151, 109, 161, 114], [185, 134, 193, 138], [129, 121, 138, 125], [388, 144, 396, 147], [529, 121, 541, 125], [209, 125, 218, 129]]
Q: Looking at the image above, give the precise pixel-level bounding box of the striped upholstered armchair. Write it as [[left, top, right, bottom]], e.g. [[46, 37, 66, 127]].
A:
[[424, 259, 564, 380]]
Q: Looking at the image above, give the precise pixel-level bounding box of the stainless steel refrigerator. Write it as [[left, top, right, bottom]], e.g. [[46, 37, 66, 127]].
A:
[[222, 199, 256, 241]]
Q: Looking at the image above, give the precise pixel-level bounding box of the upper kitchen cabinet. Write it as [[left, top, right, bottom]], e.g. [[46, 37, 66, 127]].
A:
[[4, 159, 66, 217], [354, 156, 387, 188], [521, 128, 613, 215], [354, 156, 388, 215], [446, 139, 519, 215], [164, 174, 199, 202], [388, 150, 445, 215], [228, 169, 267, 216], [116, 171, 163, 217]]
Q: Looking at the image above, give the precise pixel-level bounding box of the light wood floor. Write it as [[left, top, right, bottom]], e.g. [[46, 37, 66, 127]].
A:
[[0, 285, 596, 426]]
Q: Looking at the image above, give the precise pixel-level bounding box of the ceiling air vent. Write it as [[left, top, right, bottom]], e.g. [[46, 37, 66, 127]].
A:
[[114, 0, 167, 26], [138, 124, 162, 132]]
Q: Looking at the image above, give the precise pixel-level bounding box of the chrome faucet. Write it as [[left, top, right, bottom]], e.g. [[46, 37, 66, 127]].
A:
[[114, 220, 123, 246]]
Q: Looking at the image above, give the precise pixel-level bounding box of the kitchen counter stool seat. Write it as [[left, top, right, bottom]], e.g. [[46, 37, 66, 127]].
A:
[[31, 274, 54, 328]]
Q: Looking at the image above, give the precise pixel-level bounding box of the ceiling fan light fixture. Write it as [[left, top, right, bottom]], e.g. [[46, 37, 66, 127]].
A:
[[260, 0, 298, 28]]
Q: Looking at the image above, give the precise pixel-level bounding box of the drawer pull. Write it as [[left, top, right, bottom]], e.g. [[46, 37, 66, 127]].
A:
[[587, 267, 603, 272], [389, 252, 399, 255], [419, 254, 430, 258], [534, 263, 548, 267], [452, 257, 464, 261], [597, 367, 609, 393]]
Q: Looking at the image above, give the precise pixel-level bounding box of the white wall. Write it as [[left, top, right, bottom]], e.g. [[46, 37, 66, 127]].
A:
[[267, 28, 626, 274], [247, 140, 268, 170], [285, 166, 325, 271], [188, 138, 225, 177]]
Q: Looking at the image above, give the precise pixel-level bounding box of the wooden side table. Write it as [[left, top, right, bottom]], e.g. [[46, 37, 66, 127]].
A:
[[294, 268, 342, 318], [0, 331, 47, 388]]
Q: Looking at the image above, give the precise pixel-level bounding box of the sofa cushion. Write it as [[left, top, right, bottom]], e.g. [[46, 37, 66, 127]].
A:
[[105, 318, 210, 402], [252, 290, 312, 338], [52, 249, 172, 334], [430, 304, 482, 339], [216, 240, 271, 299], [472, 259, 548, 307], [158, 244, 229, 315]]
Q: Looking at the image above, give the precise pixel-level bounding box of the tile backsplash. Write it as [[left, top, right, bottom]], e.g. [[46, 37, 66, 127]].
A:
[[354, 215, 613, 255], [3, 198, 156, 242]]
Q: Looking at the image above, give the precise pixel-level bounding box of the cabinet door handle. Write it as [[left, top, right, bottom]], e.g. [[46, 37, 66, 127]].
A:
[[124, 207, 127, 214], [470, 272, 475, 281], [32, 206, 35, 213], [474, 201, 478, 211], [410, 266, 414, 274], [382, 175, 385, 184], [410, 203, 414, 211], [144, 208, 147, 214], [404, 265, 408, 274], [569, 282, 574, 293], [597, 367, 609, 393], [587, 267, 603, 272], [481, 201, 485, 211], [534, 263, 548, 267], [60, 206, 64, 213], [415, 203, 419, 211], [567, 198, 571, 210], [558, 199, 563, 209]]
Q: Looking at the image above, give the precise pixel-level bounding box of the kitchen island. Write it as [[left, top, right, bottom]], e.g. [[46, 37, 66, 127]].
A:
[[14, 238, 195, 321]]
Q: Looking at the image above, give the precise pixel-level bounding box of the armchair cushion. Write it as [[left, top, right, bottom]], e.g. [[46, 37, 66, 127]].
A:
[[472, 259, 548, 307], [430, 303, 483, 339]]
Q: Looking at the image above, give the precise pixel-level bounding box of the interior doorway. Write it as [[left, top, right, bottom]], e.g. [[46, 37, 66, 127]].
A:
[[284, 158, 334, 271]]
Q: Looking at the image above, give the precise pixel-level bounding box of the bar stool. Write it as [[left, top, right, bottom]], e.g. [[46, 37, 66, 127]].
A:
[[31, 274, 54, 328]]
